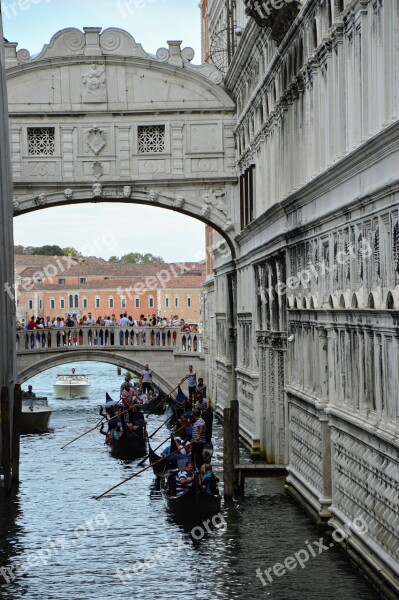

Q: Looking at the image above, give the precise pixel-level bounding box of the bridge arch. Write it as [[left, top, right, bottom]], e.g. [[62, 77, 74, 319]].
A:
[[18, 349, 188, 394], [6, 26, 238, 254]]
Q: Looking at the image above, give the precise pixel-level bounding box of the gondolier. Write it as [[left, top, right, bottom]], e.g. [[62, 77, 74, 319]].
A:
[[140, 364, 153, 394], [191, 409, 206, 469]]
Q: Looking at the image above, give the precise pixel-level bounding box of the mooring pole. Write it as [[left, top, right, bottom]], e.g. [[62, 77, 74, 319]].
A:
[[231, 399, 239, 491], [1, 386, 12, 493], [223, 407, 234, 498], [11, 384, 21, 487]]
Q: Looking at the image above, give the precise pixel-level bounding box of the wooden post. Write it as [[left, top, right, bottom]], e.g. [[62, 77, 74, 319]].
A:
[[231, 399, 240, 491], [11, 383, 22, 487], [117, 367, 122, 375], [223, 407, 234, 498], [1, 386, 12, 493]]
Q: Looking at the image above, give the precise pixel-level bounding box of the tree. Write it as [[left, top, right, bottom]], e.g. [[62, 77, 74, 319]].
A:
[[109, 252, 165, 264], [31, 245, 64, 256], [14, 245, 26, 254], [62, 247, 81, 257]]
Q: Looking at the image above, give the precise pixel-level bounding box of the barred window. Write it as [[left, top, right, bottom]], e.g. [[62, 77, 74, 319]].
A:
[[27, 127, 55, 156], [138, 125, 165, 154]]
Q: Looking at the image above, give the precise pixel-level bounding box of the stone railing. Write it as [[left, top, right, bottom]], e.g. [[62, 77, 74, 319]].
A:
[[16, 327, 203, 354]]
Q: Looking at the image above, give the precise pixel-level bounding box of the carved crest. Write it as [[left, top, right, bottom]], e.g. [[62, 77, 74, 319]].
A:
[[91, 161, 103, 179], [86, 126, 107, 155]]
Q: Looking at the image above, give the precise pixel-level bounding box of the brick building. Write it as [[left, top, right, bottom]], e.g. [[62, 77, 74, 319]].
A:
[[15, 255, 205, 323]]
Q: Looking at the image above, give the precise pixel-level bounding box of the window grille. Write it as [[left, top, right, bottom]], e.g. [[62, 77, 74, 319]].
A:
[[138, 125, 165, 154], [28, 127, 55, 156]]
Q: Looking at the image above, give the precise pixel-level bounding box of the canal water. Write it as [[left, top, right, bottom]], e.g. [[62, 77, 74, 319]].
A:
[[0, 362, 383, 600]]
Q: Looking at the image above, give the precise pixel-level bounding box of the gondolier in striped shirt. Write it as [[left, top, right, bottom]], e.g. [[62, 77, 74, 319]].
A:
[[191, 409, 206, 469]]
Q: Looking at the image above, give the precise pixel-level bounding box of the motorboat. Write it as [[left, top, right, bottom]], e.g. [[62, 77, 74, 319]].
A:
[[53, 373, 90, 398], [21, 396, 52, 434]]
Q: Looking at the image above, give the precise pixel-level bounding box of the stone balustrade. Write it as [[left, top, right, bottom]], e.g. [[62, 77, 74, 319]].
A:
[[16, 326, 203, 354]]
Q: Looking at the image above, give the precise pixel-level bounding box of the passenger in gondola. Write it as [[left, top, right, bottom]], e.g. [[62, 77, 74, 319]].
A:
[[127, 402, 146, 437], [112, 425, 124, 441], [200, 464, 219, 495], [175, 461, 195, 496], [120, 375, 134, 394]]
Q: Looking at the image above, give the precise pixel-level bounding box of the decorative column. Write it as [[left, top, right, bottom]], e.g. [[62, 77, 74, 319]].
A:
[[0, 9, 17, 488]]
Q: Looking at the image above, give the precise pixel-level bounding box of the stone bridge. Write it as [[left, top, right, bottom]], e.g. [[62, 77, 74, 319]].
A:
[[5, 26, 238, 256], [16, 326, 205, 393]]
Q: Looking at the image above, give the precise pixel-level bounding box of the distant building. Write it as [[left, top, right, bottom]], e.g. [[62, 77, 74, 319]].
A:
[[15, 255, 205, 323]]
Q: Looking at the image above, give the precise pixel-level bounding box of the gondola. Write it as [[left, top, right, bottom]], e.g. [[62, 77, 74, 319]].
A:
[[149, 445, 169, 478], [161, 480, 221, 517], [109, 429, 147, 460], [141, 394, 166, 415]]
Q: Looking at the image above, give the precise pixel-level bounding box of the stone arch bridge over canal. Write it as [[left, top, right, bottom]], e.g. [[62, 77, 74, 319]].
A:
[[17, 326, 204, 393]]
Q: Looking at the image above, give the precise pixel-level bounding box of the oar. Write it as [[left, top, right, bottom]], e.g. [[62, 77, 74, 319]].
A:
[[61, 398, 134, 449], [61, 416, 106, 450], [137, 421, 187, 467], [94, 446, 185, 500]]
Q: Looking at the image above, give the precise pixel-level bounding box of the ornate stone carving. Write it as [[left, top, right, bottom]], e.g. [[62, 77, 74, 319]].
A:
[[64, 189, 73, 200], [174, 195, 185, 209], [34, 194, 46, 206], [200, 205, 211, 218], [92, 183, 103, 198], [148, 190, 159, 202], [82, 64, 107, 103], [86, 126, 107, 155], [203, 188, 228, 216], [122, 186, 132, 199], [222, 220, 234, 233], [13, 200, 20, 212], [91, 161, 103, 179], [257, 333, 287, 350]]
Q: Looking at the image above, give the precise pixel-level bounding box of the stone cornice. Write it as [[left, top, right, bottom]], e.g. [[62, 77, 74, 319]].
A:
[[6, 53, 235, 111]]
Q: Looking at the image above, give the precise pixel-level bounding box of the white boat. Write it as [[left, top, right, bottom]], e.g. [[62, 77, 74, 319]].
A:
[[21, 397, 52, 434], [53, 374, 90, 398]]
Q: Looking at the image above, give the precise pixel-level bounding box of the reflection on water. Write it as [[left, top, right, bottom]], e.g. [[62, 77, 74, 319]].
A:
[[0, 362, 384, 600]]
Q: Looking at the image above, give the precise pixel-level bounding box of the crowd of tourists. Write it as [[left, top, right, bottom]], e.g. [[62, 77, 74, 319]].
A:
[[17, 313, 199, 332]]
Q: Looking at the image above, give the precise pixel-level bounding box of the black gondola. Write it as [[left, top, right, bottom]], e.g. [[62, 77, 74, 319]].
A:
[[141, 394, 166, 415], [161, 480, 221, 517], [149, 446, 169, 478], [109, 430, 147, 460]]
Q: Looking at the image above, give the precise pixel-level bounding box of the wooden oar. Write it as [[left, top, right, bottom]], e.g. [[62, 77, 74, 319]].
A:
[[61, 401, 134, 449], [94, 446, 185, 500], [61, 416, 106, 450]]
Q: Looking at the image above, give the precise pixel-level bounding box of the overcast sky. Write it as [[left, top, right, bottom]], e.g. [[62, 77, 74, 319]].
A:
[[3, 0, 205, 262]]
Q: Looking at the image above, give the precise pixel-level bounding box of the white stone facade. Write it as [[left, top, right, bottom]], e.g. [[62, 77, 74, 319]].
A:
[[203, 0, 399, 592]]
